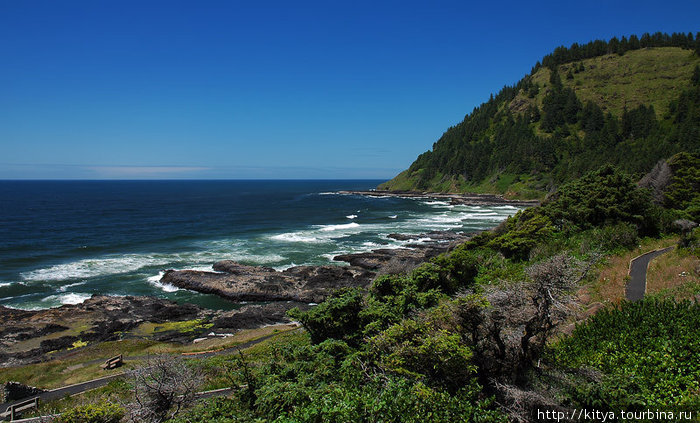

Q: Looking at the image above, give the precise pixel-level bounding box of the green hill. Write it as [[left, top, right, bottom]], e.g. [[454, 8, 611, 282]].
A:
[[379, 33, 700, 199]]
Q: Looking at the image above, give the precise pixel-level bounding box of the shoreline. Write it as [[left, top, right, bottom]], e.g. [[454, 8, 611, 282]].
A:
[[337, 190, 541, 207]]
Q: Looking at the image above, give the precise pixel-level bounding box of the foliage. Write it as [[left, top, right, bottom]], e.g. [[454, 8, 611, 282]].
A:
[[664, 152, 700, 220], [488, 210, 555, 259], [288, 288, 365, 346], [369, 318, 476, 392], [379, 33, 700, 198], [56, 402, 124, 423], [170, 397, 256, 423], [541, 165, 653, 232], [550, 299, 700, 408]]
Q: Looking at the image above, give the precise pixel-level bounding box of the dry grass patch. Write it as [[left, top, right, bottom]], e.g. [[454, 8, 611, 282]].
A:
[[646, 249, 700, 300], [584, 237, 678, 305]]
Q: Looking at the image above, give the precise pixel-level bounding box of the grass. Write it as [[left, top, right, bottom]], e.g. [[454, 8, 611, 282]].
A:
[[583, 236, 679, 305], [521, 47, 699, 118], [14, 329, 308, 419], [646, 247, 700, 300], [131, 318, 214, 336], [0, 324, 299, 390], [4, 319, 93, 354]]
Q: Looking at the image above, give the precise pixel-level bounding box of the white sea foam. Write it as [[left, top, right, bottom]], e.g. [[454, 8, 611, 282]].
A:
[[147, 272, 180, 292], [422, 201, 451, 206], [270, 232, 322, 243], [273, 263, 297, 271], [346, 214, 358, 219], [320, 222, 360, 232], [0, 282, 13, 288], [388, 215, 398, 219], [270, 222, 363, 244], [21, 254, 173, 282], [41, 293, 92, 305], [58, 281, 87, 292]]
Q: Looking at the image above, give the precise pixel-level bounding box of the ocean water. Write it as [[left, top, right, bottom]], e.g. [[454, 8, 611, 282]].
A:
[[0, 180, 519, 310]]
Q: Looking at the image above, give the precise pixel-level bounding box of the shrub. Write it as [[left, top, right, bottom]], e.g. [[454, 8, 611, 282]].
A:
[[57, 402, 124, 423], [288, 288, 365, 346], [550, 299, 700, 408]]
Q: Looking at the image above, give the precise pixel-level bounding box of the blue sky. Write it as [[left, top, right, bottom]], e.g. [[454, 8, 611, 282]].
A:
[[1, 1, 698, 179]]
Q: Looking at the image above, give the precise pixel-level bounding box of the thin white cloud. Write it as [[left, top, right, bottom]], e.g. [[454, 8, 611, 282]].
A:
[[87, 166, 210, 178]]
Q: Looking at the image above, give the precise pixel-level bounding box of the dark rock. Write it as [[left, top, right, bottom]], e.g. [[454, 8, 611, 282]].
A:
[[161, 263, 373, 303], [387, 233, 417, 241], [40, 336, 79, 353], [212, 302, 311, 331], [3, 381, 46, 402], [213, 260, 276, 274], [0, 295, 214, 367], [336, 190, 540, 207]]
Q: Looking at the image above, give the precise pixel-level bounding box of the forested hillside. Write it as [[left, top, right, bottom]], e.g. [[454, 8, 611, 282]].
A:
[[379, 32, 700, 198]]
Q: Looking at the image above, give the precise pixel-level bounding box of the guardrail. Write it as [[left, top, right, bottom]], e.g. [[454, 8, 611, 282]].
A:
[[1, 397, 39, 421]]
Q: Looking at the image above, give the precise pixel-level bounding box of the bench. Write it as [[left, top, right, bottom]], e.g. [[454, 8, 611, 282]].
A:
[[2, 397, 39, 421], [100, 354, 123, 370]]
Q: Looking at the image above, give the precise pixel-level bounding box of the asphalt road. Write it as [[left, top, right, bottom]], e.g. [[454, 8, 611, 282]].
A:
[[625, 247, 674, 301]]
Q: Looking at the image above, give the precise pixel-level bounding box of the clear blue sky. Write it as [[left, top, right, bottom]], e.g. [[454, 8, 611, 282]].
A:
[[1, 0, 698, 179]]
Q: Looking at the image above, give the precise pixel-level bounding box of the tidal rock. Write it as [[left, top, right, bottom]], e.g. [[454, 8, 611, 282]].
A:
[[161, 264, 374, 303], [0, 295, 211, 367]]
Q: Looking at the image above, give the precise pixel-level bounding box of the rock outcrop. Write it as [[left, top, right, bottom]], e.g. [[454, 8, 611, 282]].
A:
[[162, 262, 374, 303], [161, 231, 472, 302]]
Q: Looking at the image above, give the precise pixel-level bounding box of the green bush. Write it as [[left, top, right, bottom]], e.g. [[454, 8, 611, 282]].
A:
[[288, 288, 365, 345], [542, 165, 652, 231], [57, 402, 124, 423], [549, 299, 700, 408], [369, 318, 476, 392], [487, 210, 555, 259]]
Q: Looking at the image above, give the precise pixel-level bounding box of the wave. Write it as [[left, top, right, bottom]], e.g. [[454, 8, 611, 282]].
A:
[[41, 292, 92, 306], [21, 254, 173, 282], [388, 215, 398, 219], [320, 222, 360, 232], [147, 272, 180, 292], [270, 232, 323, 243], [58, 281, 87, 292], [270, 222, 363, 244], [20, 244, 287, 284], [422, 201, 451, 206], [346, 214, 358, 219]]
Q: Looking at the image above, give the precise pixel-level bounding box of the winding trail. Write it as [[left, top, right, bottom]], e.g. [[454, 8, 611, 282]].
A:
[[0, 328, 298, 416], [625, 247, 674, 301]]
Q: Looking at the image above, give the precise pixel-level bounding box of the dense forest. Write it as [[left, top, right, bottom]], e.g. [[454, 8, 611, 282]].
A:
[[380, 32, 700, 198]]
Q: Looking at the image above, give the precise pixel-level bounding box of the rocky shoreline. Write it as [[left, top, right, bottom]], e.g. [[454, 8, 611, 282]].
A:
[[337, 190, 540, 207], [160, 230, 471, 303], [0, 295, 309, 367], [0, 230, 473, 367]]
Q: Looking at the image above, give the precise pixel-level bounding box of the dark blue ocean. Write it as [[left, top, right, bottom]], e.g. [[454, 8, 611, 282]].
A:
[[0, 180, 518, 310]]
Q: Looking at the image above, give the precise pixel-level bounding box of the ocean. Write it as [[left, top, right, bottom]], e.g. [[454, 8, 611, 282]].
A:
[[0, 180, 519, 310]]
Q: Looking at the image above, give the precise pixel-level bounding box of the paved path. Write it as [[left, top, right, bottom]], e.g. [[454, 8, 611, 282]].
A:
[[0, 328, 297, 415], [625, 247, 674, 301]]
